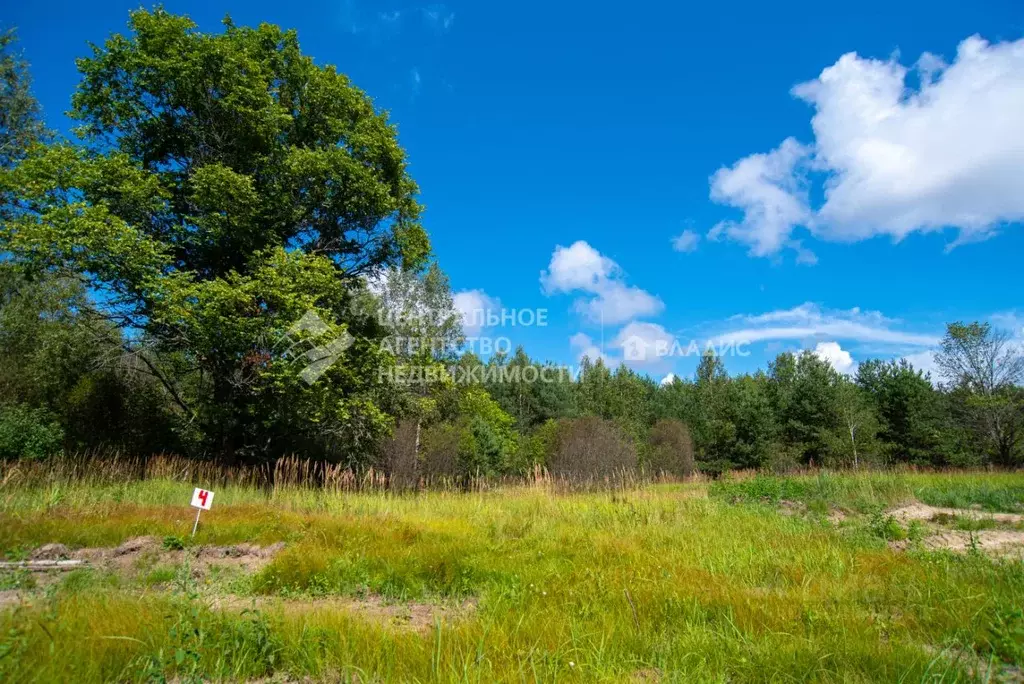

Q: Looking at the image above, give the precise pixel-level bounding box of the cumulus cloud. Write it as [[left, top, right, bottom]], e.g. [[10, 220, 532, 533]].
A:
[[612, 321, 678, 372], [712, 302, 938, 348], [671, 229, 701, 253], [708, 138, 813, 258], [813, 341, 856, 374], [569, 332, 610, 364], [900, 350, 941, 381], [541, 241, 663, 324], [660, 373, 679, 386], [452, 289, 500, 336], [709, 35, 1024, 259]]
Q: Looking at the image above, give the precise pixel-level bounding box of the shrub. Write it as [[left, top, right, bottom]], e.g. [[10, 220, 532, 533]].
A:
[[419, 421, 471, 480], [646, 419, 695, 478], [522, 419, 560, 470], [0, 403, 64, 460], [162, 535, 186, 551], [377, 419, 420, 490], [764, 444, 802, 474], [547, 417, 637, 482]]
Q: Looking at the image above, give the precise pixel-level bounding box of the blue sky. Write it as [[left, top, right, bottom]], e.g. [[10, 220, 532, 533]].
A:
[[6, 0, 1024, 381]]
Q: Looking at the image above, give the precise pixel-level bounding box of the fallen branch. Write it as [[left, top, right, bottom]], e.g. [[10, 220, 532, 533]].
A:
[[0, 560, 87, 570]]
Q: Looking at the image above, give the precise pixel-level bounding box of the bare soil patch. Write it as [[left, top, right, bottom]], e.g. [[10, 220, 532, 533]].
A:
[[885, 504, 1024, 557], [0, 590, 25, 610], [86, 536, 284, 575], [891, 530, 1024, 556], [888, 504, 1024, 525], [19, 537, 286, 578]]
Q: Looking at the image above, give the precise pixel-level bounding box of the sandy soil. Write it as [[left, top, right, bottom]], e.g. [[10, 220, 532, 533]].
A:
[[884, 504, 1024, 556], [887, 504, 1024, 524], [26, 536, 286, 576]]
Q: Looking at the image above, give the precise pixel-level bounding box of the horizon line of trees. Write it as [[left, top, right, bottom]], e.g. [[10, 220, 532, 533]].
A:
[[1, 11, 1022, 479]]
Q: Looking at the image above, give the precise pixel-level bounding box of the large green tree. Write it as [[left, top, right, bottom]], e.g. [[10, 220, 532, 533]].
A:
[[856, 359, 942, 465], [0, 10, 431, 463], [0, 28, 44, 170], [935, 322, 1024, 466]]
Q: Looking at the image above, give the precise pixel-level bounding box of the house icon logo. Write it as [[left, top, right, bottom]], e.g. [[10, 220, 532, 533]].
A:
[[622, 335, 647, 361]]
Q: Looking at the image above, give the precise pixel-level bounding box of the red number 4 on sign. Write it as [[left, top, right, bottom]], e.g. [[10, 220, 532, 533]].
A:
[[191, 488, 214, 510]]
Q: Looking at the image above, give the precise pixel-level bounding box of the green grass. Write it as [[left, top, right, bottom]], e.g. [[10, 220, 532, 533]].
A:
[[1, 473, 1023, 682], [709, 470, 1024, 514]]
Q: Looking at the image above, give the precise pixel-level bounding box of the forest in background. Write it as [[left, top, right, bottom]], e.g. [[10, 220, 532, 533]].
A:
[[1, 10, 1023, 481]]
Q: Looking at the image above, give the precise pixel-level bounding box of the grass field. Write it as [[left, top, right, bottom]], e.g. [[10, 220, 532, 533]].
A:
[[2, 470, 1024, 682]]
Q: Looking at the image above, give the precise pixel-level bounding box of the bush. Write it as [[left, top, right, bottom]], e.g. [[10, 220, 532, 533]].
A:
[[764, 444, 802, 474], [0, 403, 64, 460], [522, 419, 560, 470], [646, 419, 695, 478], [377, 419, 420, 490], [547, 417, 637, 482], [419, 421, 471, 480]]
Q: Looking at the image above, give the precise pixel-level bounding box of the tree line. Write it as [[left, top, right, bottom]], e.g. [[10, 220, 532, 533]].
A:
[[1, 11, 1022, 477]]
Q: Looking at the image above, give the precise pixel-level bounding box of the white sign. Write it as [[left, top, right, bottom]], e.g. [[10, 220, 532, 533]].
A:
[[191, 488, 214, 510]]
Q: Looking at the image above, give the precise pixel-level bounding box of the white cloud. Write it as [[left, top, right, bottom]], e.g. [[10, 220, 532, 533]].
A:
[[541, 241, 614, 293], [813, 341, 856, 375], [541, 241, 663, 324], [713, 302, 938, 348], [612, 321, 677, 371], [708, 138, 812, 258], [660, 373, 680, 386], [991, 311, 1024, 339], [453, 289, 500, 336], [569, 332, 610, 364], [671, 229, 701, 253], [709, 35, 1024, 259], [901, 350, 941, 381]]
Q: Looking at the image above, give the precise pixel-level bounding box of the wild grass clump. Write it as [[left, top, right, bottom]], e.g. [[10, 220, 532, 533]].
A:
[[911, 475, 1024, 512], [710, 470, 1024, 514]]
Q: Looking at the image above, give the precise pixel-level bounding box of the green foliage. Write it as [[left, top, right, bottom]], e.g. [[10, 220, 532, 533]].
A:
[[936, 322, 1024, 466], [867, 510, 907, 541], [162, 535, 186, 551], [0, 6, 1019, 477], [987, 607, 1024, 664], [857, 359, 943, 464], [0, 29, 45, 170], [0, 9, 432, 463], [0, 403, 63, 460], [646, 418, 695, 477]]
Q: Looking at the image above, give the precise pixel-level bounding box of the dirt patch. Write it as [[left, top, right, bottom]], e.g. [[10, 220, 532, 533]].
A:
[[921, 643, 1024, 683], [28, 537, 286, 578], [888, 504, 1024, 524], [210, 594, 476, 634], [827, 509, 849, 524], [0, 590, 25, 610], [777, 499, 806, 516], [913, 530, 1024, 556], [30, 543, 72, 561], [883, 504, 1024, 557]]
